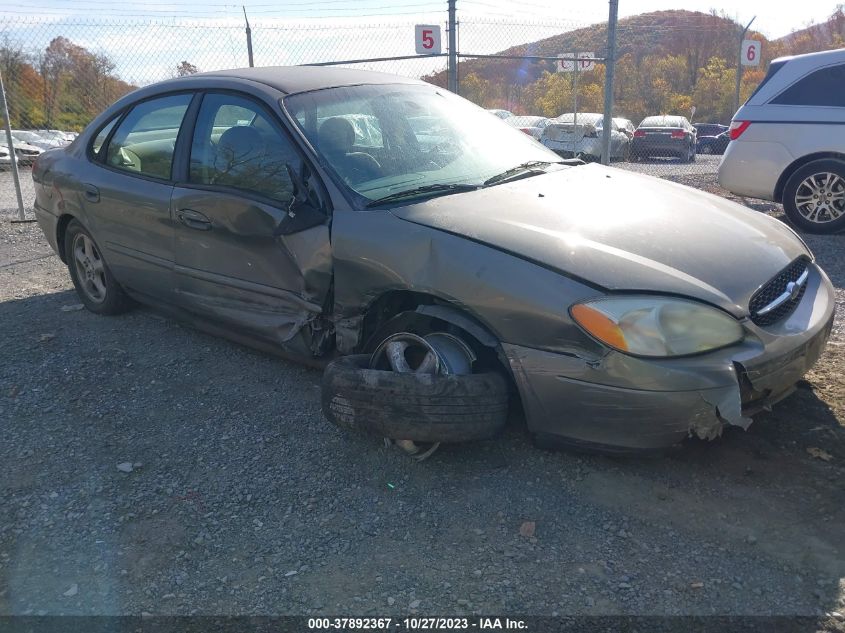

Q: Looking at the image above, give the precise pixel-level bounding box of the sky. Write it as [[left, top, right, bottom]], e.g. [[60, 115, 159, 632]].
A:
[[1, 0, 839, 38], [0, 0, 840, 84]]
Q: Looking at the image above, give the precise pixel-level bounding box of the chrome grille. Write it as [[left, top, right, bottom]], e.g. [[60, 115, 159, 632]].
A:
[[749, 257, 810, 327]]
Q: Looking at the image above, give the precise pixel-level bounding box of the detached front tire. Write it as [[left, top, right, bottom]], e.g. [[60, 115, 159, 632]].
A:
[[322, 354, 508, 443], [782, 159, 845, 234], [64, 220, 132, 315]]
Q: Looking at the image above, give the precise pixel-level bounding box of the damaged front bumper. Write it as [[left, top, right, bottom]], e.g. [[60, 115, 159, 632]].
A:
[[503, 263, 836, 451]]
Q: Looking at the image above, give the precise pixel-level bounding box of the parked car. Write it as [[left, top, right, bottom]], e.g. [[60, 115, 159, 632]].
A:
[[487, 109, 513, 119], [0, 144, 17, 170], [6, 138, 44, 165], [31, 67, 834, 453], [697, 131, 730, 155], [693, 123, 728, 138], [34, 129, 73, 146], [503, 115, 551, 140], [541, 113, 629, 161], [719, 48, 845, 234], [632, 115, 697, 162], [12, 130, 63, 151]]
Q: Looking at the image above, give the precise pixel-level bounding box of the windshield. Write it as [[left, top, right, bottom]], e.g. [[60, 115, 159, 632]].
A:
[[284, 83, 563, 206]]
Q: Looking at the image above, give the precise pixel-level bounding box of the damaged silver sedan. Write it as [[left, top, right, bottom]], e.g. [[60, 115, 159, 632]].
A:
[[32, 67, 835, 452]]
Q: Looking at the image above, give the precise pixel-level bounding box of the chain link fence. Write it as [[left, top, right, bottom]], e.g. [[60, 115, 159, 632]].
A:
[[1, 10, 756, 217]]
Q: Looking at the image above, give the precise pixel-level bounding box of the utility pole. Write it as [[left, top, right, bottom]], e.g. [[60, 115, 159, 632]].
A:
[[447, 0, 457, 93], [243, 6, 254, 68], [600, 0, 618, 165], [734, 16, 756, 115], [573, 50, 578, 132], [0, 69, 26, 222]]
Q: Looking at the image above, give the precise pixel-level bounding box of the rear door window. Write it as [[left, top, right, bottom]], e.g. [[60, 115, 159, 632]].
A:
[[105, 94, 192, 179], [771, 64, 845, 107]]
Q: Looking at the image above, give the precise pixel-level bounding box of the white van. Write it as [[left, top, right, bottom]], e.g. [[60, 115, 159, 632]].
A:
[[718, 48, 845, 233]]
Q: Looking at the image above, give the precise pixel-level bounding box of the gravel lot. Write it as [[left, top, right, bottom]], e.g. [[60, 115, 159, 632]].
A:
[[1, 165, 845, 623], [615, 153, 722, 178]]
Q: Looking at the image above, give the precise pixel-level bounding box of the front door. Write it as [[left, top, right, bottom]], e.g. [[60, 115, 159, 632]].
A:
[[170, 92, 332, 350]]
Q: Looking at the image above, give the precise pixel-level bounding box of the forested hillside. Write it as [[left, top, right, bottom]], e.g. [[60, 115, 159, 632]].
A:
[[425, 7, 845, 124]]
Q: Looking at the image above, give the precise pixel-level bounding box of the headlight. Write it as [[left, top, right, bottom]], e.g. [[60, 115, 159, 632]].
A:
[[570, 296, 744, 357]]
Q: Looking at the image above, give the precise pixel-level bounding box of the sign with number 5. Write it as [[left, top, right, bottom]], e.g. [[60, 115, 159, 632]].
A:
[[415, 25, 441, 55], [742, 40, 761, 66]]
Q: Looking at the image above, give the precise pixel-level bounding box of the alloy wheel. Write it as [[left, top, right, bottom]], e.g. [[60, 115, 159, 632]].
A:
[[794, 172, 845, 224], [72, 233, 107, 303], [369, 332, 476, 459]]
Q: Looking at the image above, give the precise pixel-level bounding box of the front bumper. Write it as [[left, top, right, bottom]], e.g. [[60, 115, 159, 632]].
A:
[[504, 264, 836, 451], [16, 152, 40, 165]]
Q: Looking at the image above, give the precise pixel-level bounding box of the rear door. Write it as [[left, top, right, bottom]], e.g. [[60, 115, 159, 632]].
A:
[[170, 91, 332, 348], [84, 93, 195, 300]]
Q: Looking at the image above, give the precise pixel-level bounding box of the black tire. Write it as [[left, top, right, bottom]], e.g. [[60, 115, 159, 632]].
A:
[[699, 144, 713, 155], [322, 355, 508, 443], [64, 220, 133, 315], [782, 158, 845, 234]]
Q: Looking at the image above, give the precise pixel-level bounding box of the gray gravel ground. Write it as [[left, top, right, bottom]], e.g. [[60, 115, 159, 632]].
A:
[[1, 168, 845, 622]]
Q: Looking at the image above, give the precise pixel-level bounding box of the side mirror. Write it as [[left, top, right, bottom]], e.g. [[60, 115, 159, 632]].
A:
[[274, 163, 328, 236]]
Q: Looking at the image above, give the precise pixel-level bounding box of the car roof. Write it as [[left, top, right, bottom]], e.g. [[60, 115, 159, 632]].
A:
[[186, 66, 422, 95]]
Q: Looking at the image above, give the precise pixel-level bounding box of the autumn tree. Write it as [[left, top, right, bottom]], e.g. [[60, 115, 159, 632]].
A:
[[176, 60, 198, 76]]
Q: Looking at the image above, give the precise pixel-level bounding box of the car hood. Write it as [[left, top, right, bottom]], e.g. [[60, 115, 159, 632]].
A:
[[390, 165, 809, 316]]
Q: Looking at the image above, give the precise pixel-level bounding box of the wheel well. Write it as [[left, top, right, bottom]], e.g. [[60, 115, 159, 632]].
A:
[[356, 290, 523, 419], [55, 214, 76, 263], [358, 291, 507, 369], [774, 152, 845, 203]]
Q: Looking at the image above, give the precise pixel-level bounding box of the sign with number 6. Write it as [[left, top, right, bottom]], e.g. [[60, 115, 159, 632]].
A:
[[415, 25, 441, 55], [742, 40, 761, 67]]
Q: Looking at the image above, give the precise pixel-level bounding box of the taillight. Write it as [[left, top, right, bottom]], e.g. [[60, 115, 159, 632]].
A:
[[670, 130, 685, 139], [519, 128, 532, 135], [729, 120, 751, 140], [633, 130, 645, 138]]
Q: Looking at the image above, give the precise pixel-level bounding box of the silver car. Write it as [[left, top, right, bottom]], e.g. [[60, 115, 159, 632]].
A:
[[542, 113, 629, 161], [31, 67, 834, 452], [12, 130, 62, 151], [719, 48, 845, 234], [6, 138, 43, 166]]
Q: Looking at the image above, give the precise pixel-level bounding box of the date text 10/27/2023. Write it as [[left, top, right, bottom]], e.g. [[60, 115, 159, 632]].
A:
[[307, 618, 528, 630]]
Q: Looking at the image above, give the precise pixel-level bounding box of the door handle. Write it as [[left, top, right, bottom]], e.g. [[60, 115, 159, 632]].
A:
[[177, 208, 212, 231], [83, 184, 100, 203]]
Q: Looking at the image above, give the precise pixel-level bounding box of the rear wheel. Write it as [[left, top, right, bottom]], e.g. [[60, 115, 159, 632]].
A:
[[64, 220, 132, 315], [699, 144, 713, 155], [782, 159, 845, 234]]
